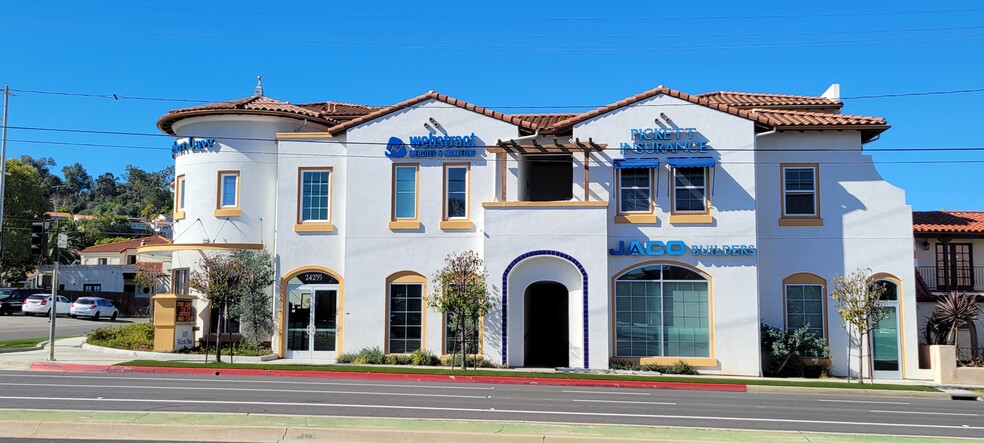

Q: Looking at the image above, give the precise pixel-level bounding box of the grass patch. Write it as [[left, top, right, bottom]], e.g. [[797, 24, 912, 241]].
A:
[[116, 360, 938, 392], [0, 337, 48, 350]]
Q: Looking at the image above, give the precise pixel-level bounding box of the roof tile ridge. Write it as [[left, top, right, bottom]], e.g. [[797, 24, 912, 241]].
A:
[[704, 90, 836, 100], [754, 108, 884, 120]]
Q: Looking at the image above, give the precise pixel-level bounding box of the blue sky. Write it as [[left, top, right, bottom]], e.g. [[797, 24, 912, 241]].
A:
[[2, 0, 982, 211]]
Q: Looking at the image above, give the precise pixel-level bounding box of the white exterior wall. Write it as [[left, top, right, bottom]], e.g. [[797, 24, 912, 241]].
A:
[[40, 265, 131, 292], [756, 131, 918, 379]]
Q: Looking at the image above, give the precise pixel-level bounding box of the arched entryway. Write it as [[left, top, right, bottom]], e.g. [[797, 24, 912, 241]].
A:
[[501, 250, 588, 368], [279, 267, 343, 358], [524, 281, 569, 367]]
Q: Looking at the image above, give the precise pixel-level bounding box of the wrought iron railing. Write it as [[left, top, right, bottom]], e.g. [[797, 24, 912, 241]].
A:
[[917, 266, 984, 292]]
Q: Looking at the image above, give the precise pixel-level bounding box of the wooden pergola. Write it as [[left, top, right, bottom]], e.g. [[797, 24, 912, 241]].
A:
[[490, 138, 607, 202]]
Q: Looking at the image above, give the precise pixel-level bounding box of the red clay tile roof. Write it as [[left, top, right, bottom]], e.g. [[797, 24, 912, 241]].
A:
[[508, 114, 579, 129], [748, 108, 887, 129], [699, 91, 842, 110], [135, 261, 163, 273], [913, 211, 984, 234], [293, 101, 381, 118], [80, 235, 172, 254], [326, 91, 540, 136], [158, 96, 346, 135]]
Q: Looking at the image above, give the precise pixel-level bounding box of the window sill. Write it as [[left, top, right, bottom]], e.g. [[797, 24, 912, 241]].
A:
[[669, 213, 713, 224], [173, 210, 186, 221], [294, 222, 335, 233], [482, 201, 608, 208], [614, 213, 658, 224], [440, 220, 474, 231], [214, 208, 241, 217], [779, 217, 824, 227], [388, 220, 421, 231], [612, 357, 718, 367]]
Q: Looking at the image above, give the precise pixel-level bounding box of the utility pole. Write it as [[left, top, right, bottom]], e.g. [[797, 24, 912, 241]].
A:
[[48, 219, 60, 361], [0, 85, 12, 263]]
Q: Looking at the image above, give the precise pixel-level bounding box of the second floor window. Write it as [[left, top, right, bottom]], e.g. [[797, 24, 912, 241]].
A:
[[176, 175, 186, 211], [394, 165, 417, 219], [936, 243, 974, 290], [619, 168, 651, 212], [445, 165, 468, 219], [300, 169, 331, 222], [783, 166, 817, 216], [219, 172, 239, 208], [672, 167, 707, 213], [172, 268, 190, 295]]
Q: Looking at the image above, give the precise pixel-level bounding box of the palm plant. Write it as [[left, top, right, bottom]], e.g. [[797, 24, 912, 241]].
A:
[[928, 291, 981, 346]]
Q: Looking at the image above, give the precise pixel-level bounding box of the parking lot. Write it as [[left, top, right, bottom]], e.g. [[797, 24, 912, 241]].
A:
[[0, 313, 148, 341]]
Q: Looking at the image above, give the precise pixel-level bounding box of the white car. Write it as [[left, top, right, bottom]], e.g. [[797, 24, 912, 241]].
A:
[[70, 297, 118, 321], [21, 294, 71, 316]]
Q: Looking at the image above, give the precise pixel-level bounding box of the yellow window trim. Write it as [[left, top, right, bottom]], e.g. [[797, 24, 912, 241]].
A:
[[779, 217, 824, 227], [612, 357, 719, 368], [174, 174, 186, 216], [670, 166, 711, 217], [215, 170, 241, 218], [278, 266, 344, 358], [614, 213, 658, 224], [294, 222, 335, 233], [782, 273, 829, 339], [440, 220, 474, 231], [389, 220, 421, 230], [669, 214, 714, 224], [173, 210, 186, 221], [214, 208, 241, 217]]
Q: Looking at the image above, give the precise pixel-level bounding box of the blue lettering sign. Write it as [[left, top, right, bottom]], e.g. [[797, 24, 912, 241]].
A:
[[388, 133, 478, 159], [171, 137, 216, 157], [610, 240, 756, 256], [620, 128, 710, 155]]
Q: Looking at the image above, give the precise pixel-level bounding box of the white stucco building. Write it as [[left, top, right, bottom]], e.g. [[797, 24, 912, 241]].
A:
[[149, 81, 921, 379]]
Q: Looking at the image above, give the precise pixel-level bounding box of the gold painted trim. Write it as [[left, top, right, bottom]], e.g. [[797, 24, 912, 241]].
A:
[[174, 174, 186, 219], [669, 214, 714, 224], [612, 357, 719, 367], [173, 210, 186, 221], [385, 271, 428, 355], [614, 213, 658, 224], [609, 261, 715, 361], [214, 208, 242, 217], [294, 222, 335, 233], [388, 220, 421, 230], [780, 163, 821, 223], [440, 220, 474, 231], [276, 132, 334, 140], [215, 170, 241, 212], [443, 163, 471, 223], [391, 163, 420, 225], [296, 166, 333, 227], [137, 243, 263, 254], [482, 201, 609, 208], [779, 217, 824, 227], [669, 166, 711, 216], [278, 266, 345, 358], [781, 273, 829, 339], [870, 273, 906, 379]]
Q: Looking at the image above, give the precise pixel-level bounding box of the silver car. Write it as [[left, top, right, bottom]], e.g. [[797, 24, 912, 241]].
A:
[[22, 294, 71, 316], [70, 297, 119, 321]]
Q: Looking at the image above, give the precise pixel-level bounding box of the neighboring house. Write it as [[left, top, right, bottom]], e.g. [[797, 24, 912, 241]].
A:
[[38, 235, 173, 298], [913, 211, 984, 359]]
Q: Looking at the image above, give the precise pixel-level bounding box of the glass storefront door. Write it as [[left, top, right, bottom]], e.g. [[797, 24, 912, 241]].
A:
[[873, 279, 901, 379], [286, 286, 337, 358]]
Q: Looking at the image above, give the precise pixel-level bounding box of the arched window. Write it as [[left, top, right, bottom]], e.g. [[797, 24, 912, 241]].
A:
[[386, 272, 426, 354], [783, 273, 826, 339], [615, 264, 710, 358]]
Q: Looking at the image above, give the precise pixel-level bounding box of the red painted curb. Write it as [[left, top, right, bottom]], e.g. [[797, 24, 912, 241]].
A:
[[30, 362, 746, 392]]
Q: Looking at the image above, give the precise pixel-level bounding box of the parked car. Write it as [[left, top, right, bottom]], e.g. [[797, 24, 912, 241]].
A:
[[70, 297, 118, 321], [21, 294, 71, 316], [0, 288, 36, 315]]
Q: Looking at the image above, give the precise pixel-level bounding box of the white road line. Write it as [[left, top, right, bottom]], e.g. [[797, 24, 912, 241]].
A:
[[0, 382, 487, 400], [817, 399, 910, 405], [1, 396, 981, 432], [0, 373, 493, 391], [870, 410, 981, 417], [572, 399, 676, 406], [561, 390, 651, 396]]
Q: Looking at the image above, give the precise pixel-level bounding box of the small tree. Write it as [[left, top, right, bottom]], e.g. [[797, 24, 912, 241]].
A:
[[830, 268, 888, 383], [189, 253, 244, 362], [228, 249, 275, 350], [428, 251, 491, 370]]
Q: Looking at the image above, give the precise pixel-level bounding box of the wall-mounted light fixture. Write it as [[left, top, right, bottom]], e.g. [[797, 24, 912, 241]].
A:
[[922, 239, 931, 250], [659, 112, 672, 124], [424, 123, 434, 132]]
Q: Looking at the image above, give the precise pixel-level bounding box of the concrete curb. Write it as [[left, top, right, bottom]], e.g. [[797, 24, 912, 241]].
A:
[[81, 342, 278, 363], [0, 341, 47, 354], [30, 362, 748, 392], [745, 384, 949, 399]]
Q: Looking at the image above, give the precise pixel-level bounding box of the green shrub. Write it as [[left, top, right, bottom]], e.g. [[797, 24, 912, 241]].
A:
[[86, 323, 154, 351], [609, 360, 641, 371], [665, 360, 698, 375], [761, 323, 830, 378], [385, 354, 413, 365], [354, 347, 386, 365], [411, 349, 440, 366], [612, 360, 697, 375], [443, 354, 495, 368], [337, 352, 357, 363]]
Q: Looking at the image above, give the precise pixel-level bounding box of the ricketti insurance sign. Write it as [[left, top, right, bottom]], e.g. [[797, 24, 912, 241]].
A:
[[620, 127, 710, 154], [384, 133, 479, 159]]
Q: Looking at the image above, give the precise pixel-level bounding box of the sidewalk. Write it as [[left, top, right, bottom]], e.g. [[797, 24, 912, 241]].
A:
[[0, 337, 976, 399]]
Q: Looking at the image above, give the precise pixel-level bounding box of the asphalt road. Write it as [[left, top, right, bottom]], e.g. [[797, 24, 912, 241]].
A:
[[0, 315, 147, 341], [0, 371, 981, 438]]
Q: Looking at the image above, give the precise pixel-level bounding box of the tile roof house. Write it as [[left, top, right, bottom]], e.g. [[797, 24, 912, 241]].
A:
[[80, 235, 171, 265]]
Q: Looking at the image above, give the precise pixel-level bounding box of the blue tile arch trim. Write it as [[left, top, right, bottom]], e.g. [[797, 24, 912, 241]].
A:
[[500, 250, 589, 369]]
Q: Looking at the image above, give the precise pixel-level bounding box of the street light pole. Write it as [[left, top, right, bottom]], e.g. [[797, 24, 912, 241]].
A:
[[0, 85, 12, 263], [48, 219, 59, 361]]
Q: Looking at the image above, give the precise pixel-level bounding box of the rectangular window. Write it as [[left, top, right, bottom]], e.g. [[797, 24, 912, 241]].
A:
[[219, 172, 239, 208], [444, 165, 468, 220], [83, 284, 101, 292], [445, 311, 480, 355], [672, 167, 707, 213], [618, 168, 652, 213], [126, 255, 137, 265], [172, 268, 190, 295], [936, 243, 974, 290], [299, 169, 331, 222], [175, 175, 186, 212], [388, 283, 422, 354], [783, 166, 817, 216], [97, 258, 108, 265], [785, 284, 825, 338], [393, 165, 418, 220]]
